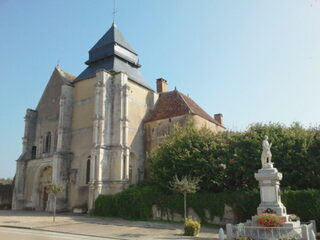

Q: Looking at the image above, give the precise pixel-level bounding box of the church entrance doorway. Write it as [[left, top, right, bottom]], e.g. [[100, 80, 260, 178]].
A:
[[38, 166, 52, 211]]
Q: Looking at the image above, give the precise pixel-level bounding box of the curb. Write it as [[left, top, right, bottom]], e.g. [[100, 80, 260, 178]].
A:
[[0, 225, 31, 230]]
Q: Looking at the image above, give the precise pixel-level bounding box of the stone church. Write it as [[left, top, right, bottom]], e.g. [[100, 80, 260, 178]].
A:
[[12, 23, 225, 211]]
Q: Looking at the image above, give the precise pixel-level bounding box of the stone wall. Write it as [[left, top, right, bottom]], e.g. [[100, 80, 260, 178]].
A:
[[151, 204, 236, 224], [0, 184, 13, 209]]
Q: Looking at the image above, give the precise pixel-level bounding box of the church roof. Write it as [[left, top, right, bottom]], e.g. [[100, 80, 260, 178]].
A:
[[89, 23, 135, 54], [146, 90, 223, 126], [35, 66, 75, 111], [74, 24, 151, 89]]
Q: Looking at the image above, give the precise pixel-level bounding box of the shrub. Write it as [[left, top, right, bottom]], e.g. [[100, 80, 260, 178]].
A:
[[184, 218, 200, 236], [282, 189, 320, 226], [256, 213, 284, 227], [94, 186, 320, 227], [235, 237, 252, 240], [316, 232, 320, 240], [94, 186, 158, 220]]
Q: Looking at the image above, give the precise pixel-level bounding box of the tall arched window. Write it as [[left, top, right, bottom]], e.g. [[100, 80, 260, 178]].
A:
[[54, 130, 58, 152], [44, 132, 51, 153], [86, 156, 91, 184], [129, 152, 136, 184]]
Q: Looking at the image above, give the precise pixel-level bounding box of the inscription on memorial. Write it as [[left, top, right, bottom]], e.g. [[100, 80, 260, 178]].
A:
[[261, 186, 276, 202]]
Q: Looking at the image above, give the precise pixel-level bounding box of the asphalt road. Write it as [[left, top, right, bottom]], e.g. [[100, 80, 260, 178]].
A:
[[0, 227, 118, 240]]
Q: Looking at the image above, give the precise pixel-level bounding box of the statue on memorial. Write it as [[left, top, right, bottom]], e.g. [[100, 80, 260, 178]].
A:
[[261, 135, 272, 167]]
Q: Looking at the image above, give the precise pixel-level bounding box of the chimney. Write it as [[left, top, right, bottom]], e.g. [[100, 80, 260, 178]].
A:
[[214, 113, 224, 126], [156, 78, 168, 93]]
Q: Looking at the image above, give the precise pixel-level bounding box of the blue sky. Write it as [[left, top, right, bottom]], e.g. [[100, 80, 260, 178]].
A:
[[1, 0, 320, 178]]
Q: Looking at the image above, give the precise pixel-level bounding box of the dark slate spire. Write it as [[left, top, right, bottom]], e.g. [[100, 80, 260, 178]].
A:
[[88, 23, 135, 58], [75, 23, 150, 89]]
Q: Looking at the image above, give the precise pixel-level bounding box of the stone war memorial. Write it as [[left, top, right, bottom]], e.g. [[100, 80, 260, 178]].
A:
[[226, 136, 316, 240]]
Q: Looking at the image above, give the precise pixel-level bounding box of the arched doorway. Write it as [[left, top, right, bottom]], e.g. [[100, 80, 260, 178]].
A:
[[38, 166, 52, 210]]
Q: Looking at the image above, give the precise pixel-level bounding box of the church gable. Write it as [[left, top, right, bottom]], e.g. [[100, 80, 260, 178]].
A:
[[36, 66, 75, 118]]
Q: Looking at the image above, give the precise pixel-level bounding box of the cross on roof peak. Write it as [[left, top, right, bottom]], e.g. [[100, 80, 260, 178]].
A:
[[112, 0, 118, 24]]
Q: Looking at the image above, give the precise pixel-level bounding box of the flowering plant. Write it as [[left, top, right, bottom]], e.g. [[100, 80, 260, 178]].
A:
[[256, 213, 285, 227]]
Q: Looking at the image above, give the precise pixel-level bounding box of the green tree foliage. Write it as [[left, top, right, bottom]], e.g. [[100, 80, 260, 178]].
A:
[[150, 122, 320, 191], [150, 123, 226, 192], [0, 178, 13, 185]]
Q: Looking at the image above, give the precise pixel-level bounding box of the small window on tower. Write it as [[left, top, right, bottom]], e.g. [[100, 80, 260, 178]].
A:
[[86, 156, 91, 184], [31, 146, 37, 159]]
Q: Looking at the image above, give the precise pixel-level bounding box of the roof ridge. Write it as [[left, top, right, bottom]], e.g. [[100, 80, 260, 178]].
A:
[[177, 91, 194, 114], [179, 91, 224, 127]]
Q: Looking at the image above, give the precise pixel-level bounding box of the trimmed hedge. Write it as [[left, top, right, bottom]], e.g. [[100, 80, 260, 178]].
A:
[[94, 186, 320, 225]]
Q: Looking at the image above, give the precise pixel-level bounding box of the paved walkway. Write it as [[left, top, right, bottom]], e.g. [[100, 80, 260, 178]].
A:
[[0, 210, 220, 240]]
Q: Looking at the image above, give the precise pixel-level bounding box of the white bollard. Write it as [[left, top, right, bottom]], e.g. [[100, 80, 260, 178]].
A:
[[219, 228, 225, 240], [226, 224, 233, 240]]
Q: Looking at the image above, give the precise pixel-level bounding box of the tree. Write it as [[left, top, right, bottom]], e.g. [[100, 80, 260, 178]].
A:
[[46, 183, 64, 223], [151, 122, 320, 192], [0, 178, 13, 185], [150, 123, 226, 192], [169, 175, 200, 219]]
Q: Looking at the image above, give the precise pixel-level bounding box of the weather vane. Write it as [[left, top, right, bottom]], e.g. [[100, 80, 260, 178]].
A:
[[113, 0, 118, 24]]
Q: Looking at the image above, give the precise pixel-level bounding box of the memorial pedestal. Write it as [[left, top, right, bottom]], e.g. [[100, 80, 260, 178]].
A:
[[251, 163, 300, 228]]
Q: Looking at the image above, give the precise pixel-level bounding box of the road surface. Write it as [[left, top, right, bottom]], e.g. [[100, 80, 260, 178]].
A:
[[0, 227, 118, 240]]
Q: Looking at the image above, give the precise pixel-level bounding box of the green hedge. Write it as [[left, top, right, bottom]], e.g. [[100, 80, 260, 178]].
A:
[[94, 186, 319, 225], [282, 189, 320, 224]]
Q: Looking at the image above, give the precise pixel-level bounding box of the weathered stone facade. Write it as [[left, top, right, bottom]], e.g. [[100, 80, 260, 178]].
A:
[[13, 24, 224, 212]]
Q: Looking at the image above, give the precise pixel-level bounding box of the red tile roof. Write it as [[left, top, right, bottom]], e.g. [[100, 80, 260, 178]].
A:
[[146, 90, 223, 127]]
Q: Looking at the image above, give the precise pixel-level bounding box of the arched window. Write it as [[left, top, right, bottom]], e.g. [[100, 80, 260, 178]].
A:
[[44, 132, 51, 153], [129, 152, 136, 184], [86, 156, 91, 184], [31, 146, 37, 159], [54, 130, 58, 152]]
